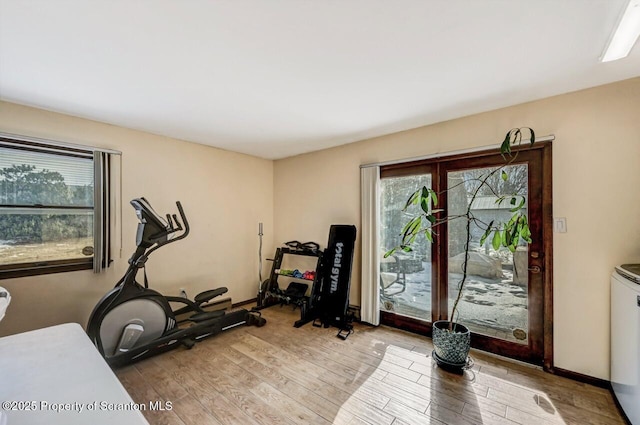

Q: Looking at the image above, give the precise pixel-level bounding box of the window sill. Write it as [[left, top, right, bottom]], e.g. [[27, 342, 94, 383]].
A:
[[0, 260, 93, 280]]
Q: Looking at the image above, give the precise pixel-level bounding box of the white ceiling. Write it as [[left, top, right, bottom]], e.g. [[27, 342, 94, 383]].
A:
[[1, 1, 639, 160]]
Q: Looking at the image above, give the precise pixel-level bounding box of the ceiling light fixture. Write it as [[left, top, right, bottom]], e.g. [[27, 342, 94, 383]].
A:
[[601, 0, 640, 62]]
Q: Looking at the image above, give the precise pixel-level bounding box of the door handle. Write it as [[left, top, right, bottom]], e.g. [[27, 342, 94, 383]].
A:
[[528, 266, 542, 274]]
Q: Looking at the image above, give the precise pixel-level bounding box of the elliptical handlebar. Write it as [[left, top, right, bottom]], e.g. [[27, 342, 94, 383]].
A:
[[148, 200, 189, 246], [170, 201, 189, 241]]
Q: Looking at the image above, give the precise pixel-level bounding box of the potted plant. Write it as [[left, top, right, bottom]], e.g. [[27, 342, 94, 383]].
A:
[[385, 127, 536, 370]]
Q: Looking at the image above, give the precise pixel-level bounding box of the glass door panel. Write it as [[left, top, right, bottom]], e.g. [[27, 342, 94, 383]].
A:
[[380, 174, 432, 321], [447, 164, 529, 344]]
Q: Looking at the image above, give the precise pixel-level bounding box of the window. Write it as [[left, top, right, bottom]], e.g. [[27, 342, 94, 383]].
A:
[[0, 135, 113, 278]]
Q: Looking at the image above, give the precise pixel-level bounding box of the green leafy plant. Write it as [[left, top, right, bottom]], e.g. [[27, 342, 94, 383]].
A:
[[385, 128, 536, 332]]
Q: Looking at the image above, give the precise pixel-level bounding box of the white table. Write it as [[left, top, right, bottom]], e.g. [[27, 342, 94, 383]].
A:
[[0, 323, 148, 425]]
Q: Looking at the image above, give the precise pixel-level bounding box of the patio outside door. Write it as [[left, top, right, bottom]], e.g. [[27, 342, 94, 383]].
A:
[[379, 144, 551, 365], [380, 166, 434, 322]]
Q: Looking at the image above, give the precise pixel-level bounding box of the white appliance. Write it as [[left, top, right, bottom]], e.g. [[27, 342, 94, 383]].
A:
[[611, 264, 640, 425]]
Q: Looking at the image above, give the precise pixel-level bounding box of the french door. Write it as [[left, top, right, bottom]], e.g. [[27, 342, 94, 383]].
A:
[[379, 143, 552, 366]]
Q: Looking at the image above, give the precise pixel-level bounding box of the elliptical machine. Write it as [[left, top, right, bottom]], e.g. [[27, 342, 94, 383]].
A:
[[87, 197, 265, 367]]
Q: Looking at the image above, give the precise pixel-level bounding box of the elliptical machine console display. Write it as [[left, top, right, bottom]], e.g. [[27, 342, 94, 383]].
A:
[[87, 197, 265, 367]]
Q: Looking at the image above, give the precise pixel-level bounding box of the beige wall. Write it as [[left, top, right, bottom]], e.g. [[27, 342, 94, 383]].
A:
[[0, 101, 274, 337], [273, 77, 640, 380]]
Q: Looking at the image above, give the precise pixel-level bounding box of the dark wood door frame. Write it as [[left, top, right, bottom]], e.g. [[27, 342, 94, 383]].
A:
[[380, 142, 553, 370]]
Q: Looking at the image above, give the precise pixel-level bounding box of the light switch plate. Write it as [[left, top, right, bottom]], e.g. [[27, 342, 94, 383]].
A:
[[554, 217, 567, 233]]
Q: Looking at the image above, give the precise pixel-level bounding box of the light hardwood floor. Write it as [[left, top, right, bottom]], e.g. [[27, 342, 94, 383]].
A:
[[115, 306, 625, 425]]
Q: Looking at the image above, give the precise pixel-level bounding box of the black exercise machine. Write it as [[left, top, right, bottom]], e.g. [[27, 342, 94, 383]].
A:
[[258, 224, 356, 339], [87, 197, 265, 367]]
